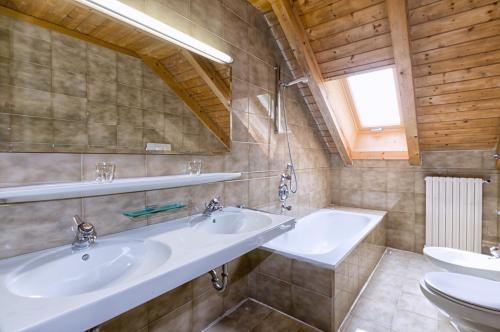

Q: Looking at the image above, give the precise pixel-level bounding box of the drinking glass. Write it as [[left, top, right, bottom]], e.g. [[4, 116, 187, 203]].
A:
[[96, 162, 116, 183], [187, 160, 202, 176]]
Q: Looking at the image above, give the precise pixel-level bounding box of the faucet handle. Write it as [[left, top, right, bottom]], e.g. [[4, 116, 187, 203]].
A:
[[207, 196, 222, 207], [73, 214, 84, 226], [72, 215, 96, 237]]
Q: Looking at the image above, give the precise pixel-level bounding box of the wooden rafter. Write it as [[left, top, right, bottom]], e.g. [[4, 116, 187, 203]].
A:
[[142, 57, 231, 149], [386, 0, 421, 165], [181, 50, 231, 112], [495, 138, 500, 169], [268, 0, 353, 165]]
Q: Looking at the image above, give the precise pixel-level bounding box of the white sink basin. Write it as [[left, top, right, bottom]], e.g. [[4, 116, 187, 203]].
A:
[[0, 207, 294, 332], [191, 210, 272, 234], [6, 239, 171, 298]]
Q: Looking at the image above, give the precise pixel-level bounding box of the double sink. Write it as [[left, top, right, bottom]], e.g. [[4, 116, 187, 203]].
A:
[[0, 207, 294, 331]]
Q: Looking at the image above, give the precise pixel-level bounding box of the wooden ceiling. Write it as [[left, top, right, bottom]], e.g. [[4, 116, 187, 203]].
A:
[[0, 0, 232, 149], [250, 0, 500, 156]]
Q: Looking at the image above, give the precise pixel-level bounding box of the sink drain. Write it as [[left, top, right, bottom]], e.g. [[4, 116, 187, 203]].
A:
[[81, 254, 90, 261]]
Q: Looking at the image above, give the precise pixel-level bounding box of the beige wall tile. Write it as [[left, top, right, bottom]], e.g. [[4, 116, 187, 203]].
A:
[[148, 301, 192, 332]]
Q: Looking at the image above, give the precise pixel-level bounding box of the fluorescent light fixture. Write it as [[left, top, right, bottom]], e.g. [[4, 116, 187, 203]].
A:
[[75, 0, 233, 64], [347, 68, 401, 128]]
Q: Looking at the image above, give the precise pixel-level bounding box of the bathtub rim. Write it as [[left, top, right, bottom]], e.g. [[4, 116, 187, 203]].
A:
[[260, 205, 386, 270]]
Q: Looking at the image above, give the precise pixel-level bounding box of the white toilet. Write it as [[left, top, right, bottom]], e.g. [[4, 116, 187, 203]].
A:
[[424, 246, 500, 281], [420, 272, 500, 332]]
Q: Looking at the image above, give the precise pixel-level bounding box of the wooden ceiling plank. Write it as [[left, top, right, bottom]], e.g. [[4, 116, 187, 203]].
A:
[[323, 59, 394, 80], [386, 0, 421, 165], [306, 3, 387, 41], [415, 62, 500, 89], [410, 3, 500, 40], [417, 87, 500, 107], [300, 0, 384, 30], [412, 35, 500, 67], [142, 57, 230, 150], [181, 50, 231, 112], [315, 33, 392, 64], [415, 76, 500, 98], [310, 18, 390, 53], [413, 48, 500, 78], [411, 19, 500, 54], [408, 0, 497, 26], [0, 5, 139, 58], [318, 46, 394, 73], [268, 0, 352, 165]]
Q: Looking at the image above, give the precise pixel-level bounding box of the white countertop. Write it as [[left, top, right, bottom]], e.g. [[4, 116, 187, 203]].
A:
[[0, 208, 295, 332]]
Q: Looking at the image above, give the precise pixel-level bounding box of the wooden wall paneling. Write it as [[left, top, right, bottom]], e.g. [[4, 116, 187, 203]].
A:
[[387, 0, 421, 165], [269, 0, 352, 164]]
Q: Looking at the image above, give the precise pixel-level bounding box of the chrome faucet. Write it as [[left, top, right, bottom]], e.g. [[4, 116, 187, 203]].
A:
[[490, 246, 500, 258], [278, 164, 292, 212], [72, 215, 97, 250], [203, 197, 223, 216]]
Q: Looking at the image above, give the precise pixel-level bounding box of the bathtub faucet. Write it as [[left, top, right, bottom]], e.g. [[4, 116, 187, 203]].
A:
[[279, 166, 292, 212], [281, 202, 292, 211]]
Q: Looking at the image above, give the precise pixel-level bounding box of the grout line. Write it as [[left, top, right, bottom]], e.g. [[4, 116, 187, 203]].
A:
[[337, 247, 389, 332], [247, 298, 323, 332], [200, 298, 248, 332]]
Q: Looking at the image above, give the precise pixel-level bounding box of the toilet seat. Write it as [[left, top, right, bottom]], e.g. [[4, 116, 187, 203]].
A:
[[424, 247, 500, 281], [424, 272, 500, 312], [421, 272, 500, 332]]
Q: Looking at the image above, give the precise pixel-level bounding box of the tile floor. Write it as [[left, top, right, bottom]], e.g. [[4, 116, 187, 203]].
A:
[[340, 249, 457, 332], [206, 249, 458, 332], [205, 299, 321, 332]]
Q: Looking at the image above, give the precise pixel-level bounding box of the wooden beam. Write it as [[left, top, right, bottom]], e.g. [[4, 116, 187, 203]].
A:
[[0, 5, 139, 58], [495, 138, 500, 169], [142, 57, 230, 150], [181, 50, 231, 112], [248, 0, 273, 12], [386, 0, 421, 165], [268, 0, 353, 165]]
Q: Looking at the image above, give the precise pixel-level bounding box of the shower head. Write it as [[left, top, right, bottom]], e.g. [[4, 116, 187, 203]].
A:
[[283, 76, 309, 87]]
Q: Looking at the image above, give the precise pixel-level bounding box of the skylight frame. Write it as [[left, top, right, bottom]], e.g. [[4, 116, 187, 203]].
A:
[[343, 66, 404, 131]]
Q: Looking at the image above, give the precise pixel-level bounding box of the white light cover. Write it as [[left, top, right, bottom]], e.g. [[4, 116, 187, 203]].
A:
[[75, 0, 233, 64], [346, 68, 401, 128]]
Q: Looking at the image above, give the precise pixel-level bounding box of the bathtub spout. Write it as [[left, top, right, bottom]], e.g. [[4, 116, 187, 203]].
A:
[[281, 202, 292, 211]]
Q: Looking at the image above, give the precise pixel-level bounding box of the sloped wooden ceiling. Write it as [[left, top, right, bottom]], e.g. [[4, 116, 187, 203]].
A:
[[250, 0, 500, 152], [0, 0, 231, 149]]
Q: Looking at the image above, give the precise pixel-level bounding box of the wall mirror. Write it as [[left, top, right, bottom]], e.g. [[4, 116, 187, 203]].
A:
[[0, 0, 232, 155]]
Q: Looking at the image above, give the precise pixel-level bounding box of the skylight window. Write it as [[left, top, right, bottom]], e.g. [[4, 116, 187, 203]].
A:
[[346, 68, 401, 128]]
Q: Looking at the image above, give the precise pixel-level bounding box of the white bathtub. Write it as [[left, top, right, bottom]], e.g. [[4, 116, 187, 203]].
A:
[[262, 207, 386, 269]]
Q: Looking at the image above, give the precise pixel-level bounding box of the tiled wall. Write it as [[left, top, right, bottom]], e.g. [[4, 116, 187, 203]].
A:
[[331, 151, 500, 253], [0, 14, 224, 154], [0, 0, 333, 330], [247, 214, 386, 331]]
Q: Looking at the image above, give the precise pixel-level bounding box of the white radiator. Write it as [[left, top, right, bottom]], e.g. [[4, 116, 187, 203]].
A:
[[425, 176, 483, 253]]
